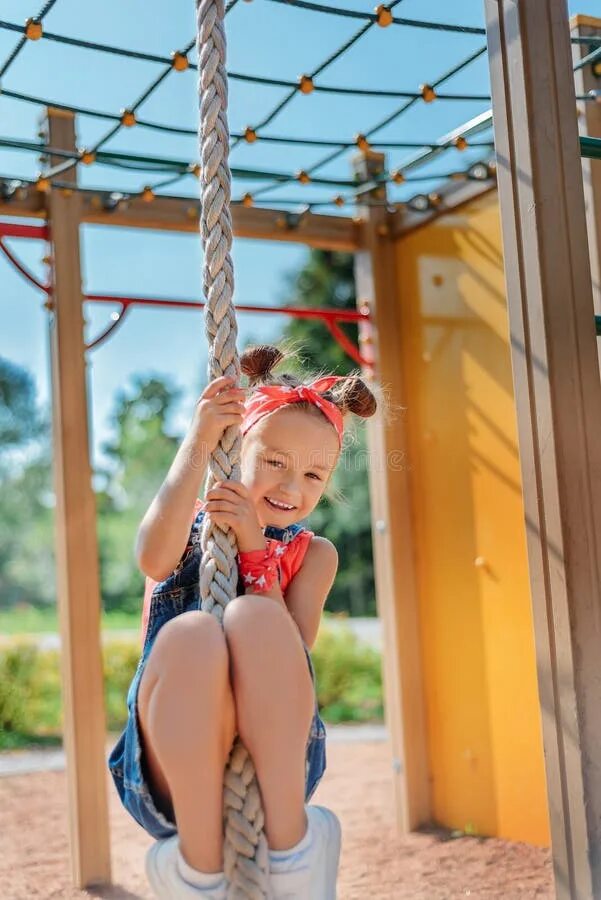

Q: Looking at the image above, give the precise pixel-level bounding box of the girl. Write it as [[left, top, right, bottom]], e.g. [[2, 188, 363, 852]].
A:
[[108, 344, 378, 899]]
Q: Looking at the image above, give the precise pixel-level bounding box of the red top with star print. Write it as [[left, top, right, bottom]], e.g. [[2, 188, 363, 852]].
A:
[[140, 498, 314, 645]]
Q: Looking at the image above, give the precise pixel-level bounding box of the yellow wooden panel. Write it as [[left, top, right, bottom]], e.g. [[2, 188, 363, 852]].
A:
[[395, 192, 550, 845]]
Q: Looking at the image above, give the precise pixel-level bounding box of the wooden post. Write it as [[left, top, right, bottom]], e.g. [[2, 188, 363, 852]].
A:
[[484, 3, 601, 897], [43, 107, 111, 888], [352, 152, 430, 832], [571, 16, 601, 324]]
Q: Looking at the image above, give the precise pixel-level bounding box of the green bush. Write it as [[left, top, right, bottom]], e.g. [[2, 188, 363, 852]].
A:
[[313, 618, 383, 724], [103, 639, 141, 730], [0, 621, 383, 750], [0, 639, 62, 749]]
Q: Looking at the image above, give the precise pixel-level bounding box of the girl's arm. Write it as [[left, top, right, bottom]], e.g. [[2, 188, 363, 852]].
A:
[[135, 430, 209, 581], [267, 537, 338, 650], [136, 376, 246, 581], [285, 537, 338, 650]]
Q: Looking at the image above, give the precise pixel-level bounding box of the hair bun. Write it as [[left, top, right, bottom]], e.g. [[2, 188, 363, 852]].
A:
[[333, 375, 378, 419], [240, 345, 284, 385]]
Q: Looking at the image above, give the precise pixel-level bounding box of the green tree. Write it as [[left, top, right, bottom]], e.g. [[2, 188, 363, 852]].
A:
[[276, 250, 376, 617], [0, 362, 197, 616], [0, 358, 54, 610], [98, 375, 183, 613], [0, 357, 45, 452], [276, 250, 358, 375], [101, 375, 182, 509]]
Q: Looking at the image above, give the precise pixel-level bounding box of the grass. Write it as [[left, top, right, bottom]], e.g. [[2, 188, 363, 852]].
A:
[[0, 606, 140, 635], [1, 732, 63, 752]]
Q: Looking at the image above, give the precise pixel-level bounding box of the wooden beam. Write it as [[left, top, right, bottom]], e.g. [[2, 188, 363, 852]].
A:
[[484, 2, 601, 897], [571, 16, 601, 323], [44, 108, 111, 888], [0, 184, 361, 251], [391, 175, 497, 239], [352, 150, 430, 833], [571, 13, 601, 29]]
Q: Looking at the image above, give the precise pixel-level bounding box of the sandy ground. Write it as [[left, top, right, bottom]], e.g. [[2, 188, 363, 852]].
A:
[[0, 735, 554, 899]]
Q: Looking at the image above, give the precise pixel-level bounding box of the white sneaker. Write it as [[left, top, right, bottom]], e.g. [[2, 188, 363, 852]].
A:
[[145, 835, 228, 899], [269, 805, 341, 900]]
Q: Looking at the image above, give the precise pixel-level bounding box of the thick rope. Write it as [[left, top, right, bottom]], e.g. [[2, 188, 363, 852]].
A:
[[195, 1, 270, 897]]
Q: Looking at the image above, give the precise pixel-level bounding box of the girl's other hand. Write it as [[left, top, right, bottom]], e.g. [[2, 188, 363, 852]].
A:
[[204, 479, 265, 550], [190, 375, 247, 453]]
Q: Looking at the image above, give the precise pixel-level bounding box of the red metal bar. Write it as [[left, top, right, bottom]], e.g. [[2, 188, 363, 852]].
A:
[[85, 295, 371, 363], [0, 231, 372, 364], [0, 221, 49, 239], [324, 318, 370, 368], [0, 238, 49, 292], [86, 304, 130, 351], [85, 293, 369, 324]]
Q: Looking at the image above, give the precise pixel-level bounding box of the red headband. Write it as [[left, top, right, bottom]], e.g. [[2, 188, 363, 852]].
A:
[[241, 376, 346, 446]]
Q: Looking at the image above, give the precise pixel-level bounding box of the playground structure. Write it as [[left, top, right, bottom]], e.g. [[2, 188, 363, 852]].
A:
[[1, 1, 601, 897]]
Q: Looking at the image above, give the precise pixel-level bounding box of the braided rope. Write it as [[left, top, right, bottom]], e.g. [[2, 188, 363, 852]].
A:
[[195, 1, 270, 897]]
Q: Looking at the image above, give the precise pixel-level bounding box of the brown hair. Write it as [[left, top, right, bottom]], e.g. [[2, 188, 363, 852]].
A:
[[240, 342, 378, 419]]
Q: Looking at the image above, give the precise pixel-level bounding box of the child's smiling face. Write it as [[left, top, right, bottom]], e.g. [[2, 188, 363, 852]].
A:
[[240, 406, 340, 527]]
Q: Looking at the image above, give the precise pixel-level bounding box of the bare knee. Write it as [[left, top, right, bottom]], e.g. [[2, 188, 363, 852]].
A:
[[222, 596, 314, 742], [223, 595, 293, 649], [150, 609, 228, 679], [141, 610, 236, 752]]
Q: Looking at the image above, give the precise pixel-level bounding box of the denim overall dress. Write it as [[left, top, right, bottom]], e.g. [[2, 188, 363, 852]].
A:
[[107, 507, 327, 840]]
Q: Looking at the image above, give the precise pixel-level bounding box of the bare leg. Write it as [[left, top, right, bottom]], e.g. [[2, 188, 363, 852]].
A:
[[223, 594, 315, 852], [137, 610, 237, 873]]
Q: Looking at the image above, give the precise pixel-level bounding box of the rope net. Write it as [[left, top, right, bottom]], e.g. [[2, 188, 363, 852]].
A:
[[0, 2, 515, 214], [0, 2, 596, 213]]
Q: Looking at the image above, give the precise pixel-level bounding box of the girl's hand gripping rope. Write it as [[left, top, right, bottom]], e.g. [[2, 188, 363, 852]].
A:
[[204, 478, 266, 552], [190, 375, 247, 456]]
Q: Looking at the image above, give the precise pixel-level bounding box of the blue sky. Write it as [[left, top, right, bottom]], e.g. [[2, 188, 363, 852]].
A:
[[0, 0, 597, 466]]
